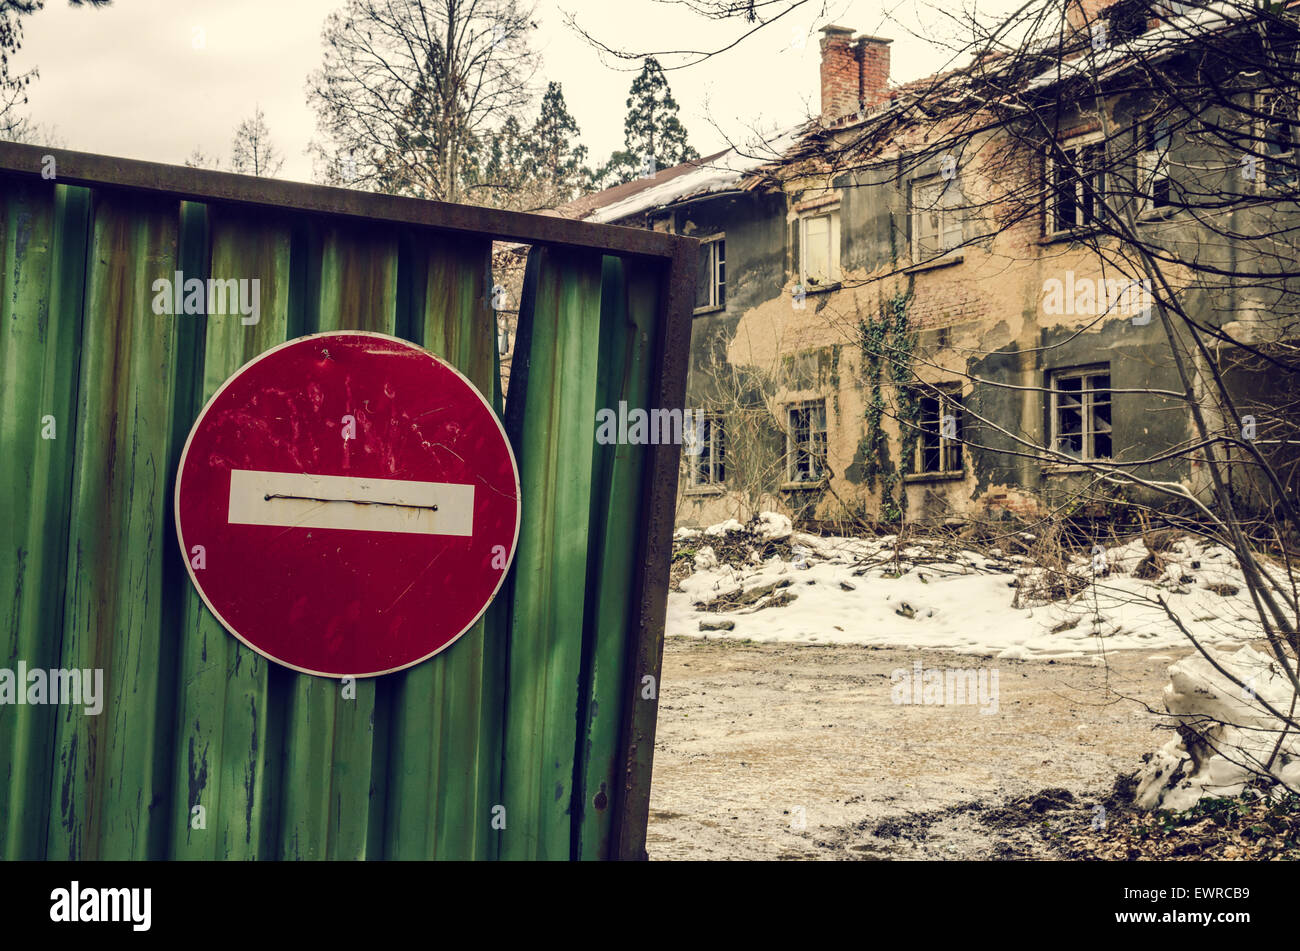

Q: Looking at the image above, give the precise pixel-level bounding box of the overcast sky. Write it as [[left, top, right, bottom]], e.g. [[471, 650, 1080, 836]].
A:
[[13, 0, 1008, 183]]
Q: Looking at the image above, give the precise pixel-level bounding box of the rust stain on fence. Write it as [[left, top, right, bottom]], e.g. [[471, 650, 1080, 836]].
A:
[[0, 143, 696, 860]]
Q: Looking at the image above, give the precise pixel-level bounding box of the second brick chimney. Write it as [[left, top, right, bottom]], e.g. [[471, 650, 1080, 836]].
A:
[[855, 35, 892, 112], [819, 25, 893, 125]]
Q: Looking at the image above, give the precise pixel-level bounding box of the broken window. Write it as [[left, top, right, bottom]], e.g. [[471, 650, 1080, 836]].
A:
[[1049, 138, 1107, 232], [1050, 367, 1112, 461], [915, 387, 964, 474], [1138, 117, 1172, 211], [786, 401, 827, 483], [912, 177, 965, 259], [688, 414, 726, 486], [694, 236, 726, 312], [799, 213, 836, 286]]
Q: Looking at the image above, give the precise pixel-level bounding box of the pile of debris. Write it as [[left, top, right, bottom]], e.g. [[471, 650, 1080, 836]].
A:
[[671, 512, 795, 587]]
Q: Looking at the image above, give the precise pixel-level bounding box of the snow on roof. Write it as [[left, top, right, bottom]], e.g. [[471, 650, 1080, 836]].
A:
[[1024, 1, 1236, 92], [564, 5, 1243, 225], [588, 124, 805, 224]]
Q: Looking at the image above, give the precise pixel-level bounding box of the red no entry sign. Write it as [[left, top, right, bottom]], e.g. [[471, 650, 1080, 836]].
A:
[[175, 332, 521, 677]]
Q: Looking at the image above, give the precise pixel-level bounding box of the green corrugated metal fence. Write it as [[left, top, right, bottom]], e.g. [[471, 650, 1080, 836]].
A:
[[0, 146, 695, 860]]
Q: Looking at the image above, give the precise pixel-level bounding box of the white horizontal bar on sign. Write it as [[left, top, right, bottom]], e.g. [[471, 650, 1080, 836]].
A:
[[226, 469, 474, 536]]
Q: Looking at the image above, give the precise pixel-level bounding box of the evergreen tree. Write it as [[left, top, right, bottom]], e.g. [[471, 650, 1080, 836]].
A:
[[466, 114, 534, 208], [597, 57, 698, 188], [526, 81, 589, 205], [463, 83, 592, 211]]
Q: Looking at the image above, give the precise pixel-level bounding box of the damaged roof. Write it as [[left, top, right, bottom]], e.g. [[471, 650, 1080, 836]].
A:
[[562, 1, 1258, 223], [553, 127, 804, 225]]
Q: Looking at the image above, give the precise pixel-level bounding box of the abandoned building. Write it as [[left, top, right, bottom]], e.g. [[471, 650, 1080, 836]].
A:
[[557, 0, 1300, 530]]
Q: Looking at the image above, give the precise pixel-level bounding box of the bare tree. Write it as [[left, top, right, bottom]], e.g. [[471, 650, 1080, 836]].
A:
[[229, 105, 284, 177], [183, 146, 222, 171], [306, 0, 538, 204], [681, 345, 789, 524], [2, 114, 62, 145], [613, 0, 1300, 797], [792, 0, 1300, 794]]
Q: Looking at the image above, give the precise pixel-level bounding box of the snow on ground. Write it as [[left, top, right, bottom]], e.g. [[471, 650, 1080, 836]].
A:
[[669, 515, 1264, 659], [1136, 645, 1300, 810]]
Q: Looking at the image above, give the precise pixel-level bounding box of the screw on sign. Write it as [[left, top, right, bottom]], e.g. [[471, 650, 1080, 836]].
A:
[[175, 332, 521, 678]]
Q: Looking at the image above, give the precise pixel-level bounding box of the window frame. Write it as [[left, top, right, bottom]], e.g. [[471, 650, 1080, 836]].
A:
[[913, 385, 964, 476], [693, 234, 726, 314], [797, 210, 840, 288], [1047, 133, 1107, 234], [1137, 115, 1173, 213], [1048, 366, 1113, 463], [686, 413, 727, 488], [911, 174, 965, 261], [784, 400, 828, 485]]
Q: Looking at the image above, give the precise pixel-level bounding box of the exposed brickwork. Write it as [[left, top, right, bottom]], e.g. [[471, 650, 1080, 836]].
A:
[[909, 276, 991, 330], [819, 26, 859, 124], [820, 27, 894, 124], [607, 14, 1230, 528], [980, 488, 1042, 519], [854, 36, 892, 110]]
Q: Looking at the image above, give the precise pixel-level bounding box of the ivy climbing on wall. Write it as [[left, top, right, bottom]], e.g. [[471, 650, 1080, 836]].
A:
[[858, 292, 919, 524]]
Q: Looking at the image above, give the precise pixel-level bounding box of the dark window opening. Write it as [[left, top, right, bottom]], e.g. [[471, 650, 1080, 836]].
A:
[[1051, 369, 1112, 461], [1051, 142, 1106, 232], [689, 415, 727, 486], [916, 389, 963, 474], [1141, 118, 1172, 209], [786, 402, 827, 483]]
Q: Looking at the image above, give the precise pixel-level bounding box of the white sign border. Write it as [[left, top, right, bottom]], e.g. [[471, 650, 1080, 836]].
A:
[[174, 330, 523, 679]]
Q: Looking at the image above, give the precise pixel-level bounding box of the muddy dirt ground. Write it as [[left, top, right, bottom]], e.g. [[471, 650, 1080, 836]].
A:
[[646, 637, 1179, 860]]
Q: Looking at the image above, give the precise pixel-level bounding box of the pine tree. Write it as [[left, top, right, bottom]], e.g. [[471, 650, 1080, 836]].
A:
[[527, 82, 589, 205], [597, 57, 698, 188], [462, 83, 592, 211], [467, 114, 534, 208]]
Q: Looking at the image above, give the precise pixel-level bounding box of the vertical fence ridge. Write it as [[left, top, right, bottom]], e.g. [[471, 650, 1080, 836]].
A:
[[573, 257, 661, 859], [46, 192, 183, 859], [500, 245, 604, 860], [0, 165, 691, 860], [0, 182, 92, 860]]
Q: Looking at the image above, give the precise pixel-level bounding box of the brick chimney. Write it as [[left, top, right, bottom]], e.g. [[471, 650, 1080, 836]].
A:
[[855, 35, 893, 111], [819, 25, 893, 124], [819, 25, 858, 123]]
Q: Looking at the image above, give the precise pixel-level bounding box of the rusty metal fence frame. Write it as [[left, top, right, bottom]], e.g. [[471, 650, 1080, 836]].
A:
[[0, 142, 697, 860]]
